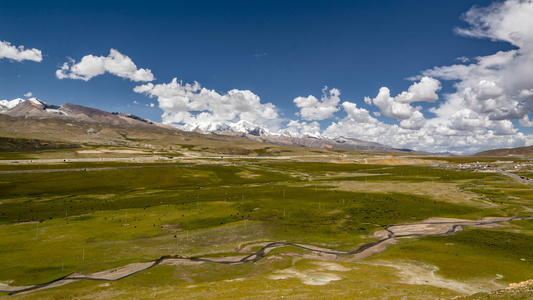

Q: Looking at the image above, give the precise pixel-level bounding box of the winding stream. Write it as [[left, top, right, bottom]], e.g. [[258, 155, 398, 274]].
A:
[[2, 215, 532, 295]]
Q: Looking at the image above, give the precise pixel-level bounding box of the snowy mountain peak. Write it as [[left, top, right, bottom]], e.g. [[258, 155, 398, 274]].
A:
[[180, 120, 270, 137], [27, 97, 42, 105], [28, 97, 58, 109], [0, 98, 25, 112]]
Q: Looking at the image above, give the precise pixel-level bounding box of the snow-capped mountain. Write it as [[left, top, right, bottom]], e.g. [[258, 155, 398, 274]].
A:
[[181, 120, 271, 137], [0, 98, 410, 153], [0, 98, 25, 112], [3, 97, 68, 118], [182, 119, 409, 152], [0, 98, 172, 129]]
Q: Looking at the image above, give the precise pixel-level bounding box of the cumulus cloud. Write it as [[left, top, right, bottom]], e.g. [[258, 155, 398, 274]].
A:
[[400, 111, 426, 130], [323, 109, 526, 154], [134, 78, 279, 130], [0, 40, 42, 62], [56, 49, 154, 82], [494, 120, 517, 135], [131, 0, 533, 154], [371, 87, 418, 120], [519, 115, 533, 127], [455, 0, 533, 48], [322, 1, 533, 154], [362, 77, 440, 130], [423, 0, 533, 126], [282, 120, 322, 137], [342, 0, 533, 153], [341, 102, 378, 124], [395, 77, 441, 103], [293, 86, 341, 121], [24, 92, 33, 98], [420, 64, 476, 81], [322, 28, 530, 154]]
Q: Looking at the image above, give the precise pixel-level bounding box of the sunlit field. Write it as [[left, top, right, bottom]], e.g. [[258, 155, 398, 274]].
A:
[[1, 152, 532, 299]]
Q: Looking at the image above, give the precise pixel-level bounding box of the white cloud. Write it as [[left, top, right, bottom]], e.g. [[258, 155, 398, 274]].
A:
[[282, 120, 322, 137], [361, 0, 533, 153], [519, 115, 533, 127], [24, 92, 33, 98], [422, 0, 533, 126], [371, 87, 417, 120], [323, 107, 526, 154], [341, 102, 378, 124], [519, 89, 533, 98], [421, 64, 476, 81], [363, 77, 440, 130], [0, 40, 42, 62], [447, 109, 487, 132], [322, 1, 533, 154], [395, 77, 441, 103], [134, 78, 279, 130], [368, 77, 440, 121], [400, 111, 426, 130], [324, 119, 395, 145], [321, 26, 530, 155], [56, 49, 154, 82], [455, 0, 533, 48], [293, 86, 341, 121], [494, 120, 517, 135], [476, 80, 504, 100], [133, 0, 533, 155]]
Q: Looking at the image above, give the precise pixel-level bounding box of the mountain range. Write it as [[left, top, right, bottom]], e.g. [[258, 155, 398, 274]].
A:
[[0, 98, 411, 153]]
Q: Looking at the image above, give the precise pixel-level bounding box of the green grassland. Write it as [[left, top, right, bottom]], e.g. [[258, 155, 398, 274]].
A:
[[371, 227, 533, 283], [1, 153, 533, 299]]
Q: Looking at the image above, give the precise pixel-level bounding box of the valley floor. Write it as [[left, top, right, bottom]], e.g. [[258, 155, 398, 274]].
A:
[[1, 152, 532, 299]]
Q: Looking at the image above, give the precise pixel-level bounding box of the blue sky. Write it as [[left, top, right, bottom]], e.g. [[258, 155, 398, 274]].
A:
[[1, 0, 532, 154]]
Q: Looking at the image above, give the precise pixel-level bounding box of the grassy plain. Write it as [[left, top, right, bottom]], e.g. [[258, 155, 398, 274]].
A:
[[1, 148, 532, 299]]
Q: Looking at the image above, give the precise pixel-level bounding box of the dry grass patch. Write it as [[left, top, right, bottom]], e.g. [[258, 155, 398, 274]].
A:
[[337, 180, 482, 206]]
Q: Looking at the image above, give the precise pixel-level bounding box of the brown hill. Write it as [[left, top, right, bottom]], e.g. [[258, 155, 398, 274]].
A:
[[0, 98, 418, 156], [475, 145, 533, 156], [5, 98, 54, 118], [0, 136, 80, 152], [0, 101, 299, 156]]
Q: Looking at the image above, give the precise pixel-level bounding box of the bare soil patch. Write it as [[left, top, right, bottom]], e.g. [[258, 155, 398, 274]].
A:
[[364, 260, 506, 294]]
